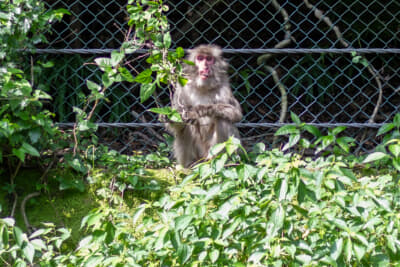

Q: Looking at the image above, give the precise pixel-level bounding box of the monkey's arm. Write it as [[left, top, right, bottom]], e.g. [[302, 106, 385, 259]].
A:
[[185, 100, 242, 122]]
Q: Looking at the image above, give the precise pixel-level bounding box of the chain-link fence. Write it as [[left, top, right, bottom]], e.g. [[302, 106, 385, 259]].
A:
[[39, 0, 400, 154]]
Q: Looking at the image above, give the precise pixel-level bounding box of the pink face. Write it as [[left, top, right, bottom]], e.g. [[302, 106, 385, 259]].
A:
[[195, 54, 215, 80]]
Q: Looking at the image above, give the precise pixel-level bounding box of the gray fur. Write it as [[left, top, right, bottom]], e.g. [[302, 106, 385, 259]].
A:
[[166, 45, 242, 167]]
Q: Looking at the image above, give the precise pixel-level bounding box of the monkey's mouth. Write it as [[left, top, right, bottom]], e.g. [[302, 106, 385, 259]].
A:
[[199, 71, 210, 80]]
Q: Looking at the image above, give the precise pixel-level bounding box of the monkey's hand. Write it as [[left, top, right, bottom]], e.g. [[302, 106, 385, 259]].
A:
[[181, 107, 199, 124]]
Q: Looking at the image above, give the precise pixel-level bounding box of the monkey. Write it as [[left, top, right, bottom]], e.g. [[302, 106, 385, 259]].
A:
[[166, 44, 242, 167]]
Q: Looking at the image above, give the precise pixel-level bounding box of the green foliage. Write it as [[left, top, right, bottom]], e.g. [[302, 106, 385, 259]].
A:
[[275, 112, 355, 156], [0, 0, 68, 61], [0, 217, 70, 266], [362, 113, 400, 172], [4, 113, 400, 265], [0, 2, 67, 165], [71, 0, 186, 158]]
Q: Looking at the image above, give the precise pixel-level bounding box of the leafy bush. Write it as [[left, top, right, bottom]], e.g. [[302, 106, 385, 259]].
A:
[[0, 1, 68, 165]]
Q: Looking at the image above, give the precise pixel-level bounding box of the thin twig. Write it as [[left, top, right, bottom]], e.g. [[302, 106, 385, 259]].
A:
[[30, 56, 34, 87], [21, 192, 40, 232], [10, 161, 22, 217]]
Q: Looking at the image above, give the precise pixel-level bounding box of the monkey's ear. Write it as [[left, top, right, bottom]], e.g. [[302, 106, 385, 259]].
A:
[[209, 45, 223, 58]]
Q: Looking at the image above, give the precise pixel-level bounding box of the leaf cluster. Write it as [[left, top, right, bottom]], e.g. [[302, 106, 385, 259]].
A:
[[0, 1, 68, 164]]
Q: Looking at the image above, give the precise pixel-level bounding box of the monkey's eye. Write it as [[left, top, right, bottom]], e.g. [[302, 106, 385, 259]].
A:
[[196, 55, 205, 61], [196, 55, 214, 63], [205, 56, 214, 63]]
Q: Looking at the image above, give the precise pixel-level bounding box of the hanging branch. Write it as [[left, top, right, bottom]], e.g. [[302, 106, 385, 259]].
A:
[[257, 0, 292, 124], [303, 0, 383, 124]]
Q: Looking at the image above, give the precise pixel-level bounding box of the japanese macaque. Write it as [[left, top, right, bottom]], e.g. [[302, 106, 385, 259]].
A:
[[166, 45, 242, 167]]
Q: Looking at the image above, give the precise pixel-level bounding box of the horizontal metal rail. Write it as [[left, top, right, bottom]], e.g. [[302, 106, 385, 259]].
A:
[[30, 48, 400, 55], [57, 122, 385, 128]]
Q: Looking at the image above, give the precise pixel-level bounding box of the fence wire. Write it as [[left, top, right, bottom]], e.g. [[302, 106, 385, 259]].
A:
[[40, 0, 400, 154]]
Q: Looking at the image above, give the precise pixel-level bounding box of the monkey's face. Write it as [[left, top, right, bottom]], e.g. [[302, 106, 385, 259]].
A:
[[195, 54, 215, 80]]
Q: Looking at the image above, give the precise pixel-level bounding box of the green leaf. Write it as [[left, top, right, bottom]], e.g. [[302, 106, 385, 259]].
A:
[[386, 235, 397, 253], [85, 255, 104, 267], [22, 242, 35, 263], [150, 107, 183, 122], [140, 82, 156, 103], [178, 76, 188, 86], [163, 32, 171, 48], [132, 204, 146, 225], [95, 57, 112, 71], [13, 226, 24, 246], [344, 237, 352, 262], [271, 204, 285, 235], [209, 143, 226, 157], [174, 215, 193, 231], [176, 47, 185, 58], [275, 125, 299, 136], [353, 243, 366, 261], [105, 222, 116, 244], [389, 144, 400, 157], [377, 123, 395, 136], [392, 157, 400, 172], [225, 136, 241, 155], [295, 254, 311, 264], [30, 239, 47, 250], [28, 128, 41, 143], [278, 178, 288, 201], [178, 244, 191, 265], [86, 212, 103, 227], [118, 67, 134, 82], [21, 142, 40, 157], [331, 218, 349, 231], [394, 113, 400, 128], [330, 238, 343, 260], [303, 124, 321, 137], [336, 137, 355, 153], [111, 50, 124, 66], [68, 158, 88, 174], [362, 152, 388, 163], [209, 249, 220, 263], [332, 126, 346, 135], [370, 254, 390, 267], [12, 148, 25, 162], [134, 69, 153, 84], [149, 107, 171, 115], [87, 80, 101, 92], [282, 133, 300, 151], [155, 227, 169, 251], [290, 111, 301, 124], [1, 225, 9, 248]]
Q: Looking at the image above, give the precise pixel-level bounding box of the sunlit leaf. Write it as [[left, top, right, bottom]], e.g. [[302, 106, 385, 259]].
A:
[[290, 112, 301, 124], [178, 244, 192, 265], [135, 69, 153, 84], [174, 215, 193, 231], [111, 50, 124, 66], [377, 123, 395, 136], [362, 152, 388, 163], [353, 243, 366, 261], [275, 125, 299, 136], [132, 204, 146, 225], [330, 238, 343, 260], [140, 82, 156, 103], [209, 249, 220, 263], [22, 242, 35, 263]]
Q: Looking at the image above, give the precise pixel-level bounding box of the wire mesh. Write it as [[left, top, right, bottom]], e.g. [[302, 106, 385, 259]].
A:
[[40, 0, 400, 153]]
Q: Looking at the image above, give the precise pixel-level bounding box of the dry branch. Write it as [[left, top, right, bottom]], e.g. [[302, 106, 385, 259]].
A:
[[303, 0, 383, 123]]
